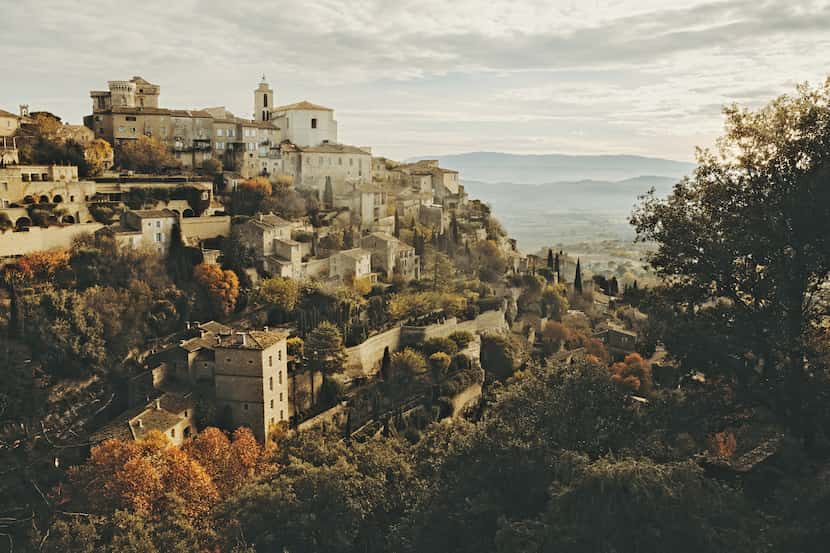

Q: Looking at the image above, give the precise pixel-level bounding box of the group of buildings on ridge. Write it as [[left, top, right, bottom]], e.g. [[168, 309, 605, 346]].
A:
[[0, 74, 495, 445]]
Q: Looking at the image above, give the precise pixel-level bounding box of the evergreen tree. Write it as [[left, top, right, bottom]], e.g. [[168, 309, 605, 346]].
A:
[[554, 252, 561, 282], [380, 346, 391, 380], [393, 209, 400, 238], [547, 248, 554, 269], [574, 257, 583, 294], [8, 282, 23, 338]]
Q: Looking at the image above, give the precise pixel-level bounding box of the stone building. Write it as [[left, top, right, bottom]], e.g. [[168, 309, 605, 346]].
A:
[[234, 213, 294, 258], [0, 164, 96, 223], [360, 231, 420, 281], [329, 247, 374, 282], [270, 100, 337, 147], [106, 208, 177, 254], [214, 329, 290, 442], [288, 142, 372, 200], [0, 108, 20, 137], [91, 392, 196, 447]]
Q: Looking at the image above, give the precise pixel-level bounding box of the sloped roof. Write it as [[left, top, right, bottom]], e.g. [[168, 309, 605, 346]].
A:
[[215, 329, 289, 350], [272, 100, 333, 112], [301, 143, 370, 155], [0, 109, 18, 119]]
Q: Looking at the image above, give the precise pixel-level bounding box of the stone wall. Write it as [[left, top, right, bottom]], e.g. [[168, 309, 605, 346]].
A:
[[296, 401, 347, 433], [180, 215, 231, 241], [0, 222, 103, 259], [343, 310, 506, 377], [343, 326, 402, 378], [450, 383, 482, 417]]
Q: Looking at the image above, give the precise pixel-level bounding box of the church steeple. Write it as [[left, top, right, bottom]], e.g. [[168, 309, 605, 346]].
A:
[[254, 76, 274, 122]]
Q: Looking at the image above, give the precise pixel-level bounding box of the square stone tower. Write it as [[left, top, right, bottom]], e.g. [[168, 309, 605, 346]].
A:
[[214, 328, 289, 442]]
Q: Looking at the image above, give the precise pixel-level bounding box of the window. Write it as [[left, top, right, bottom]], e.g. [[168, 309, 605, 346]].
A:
[[278, 351, 282, 361], [350, 158, 354, 166], [170, 428, 176, 438], [280, 410, 284, 420], [243, 403, 249, 411], [248, 359, 253, 364], [270, 399, 274, 409], [126, 116, 136, 121], [279, 392, 283, 401], [155, 221, 160, 228], [155, 232, 162, 242], [216, 128, 224, 137], [269, 376, 273, 391], [311, 118, 317, 129], [278, 371, 282, 384], [263, 93, 268, 108], [269, 355, 272, 367]]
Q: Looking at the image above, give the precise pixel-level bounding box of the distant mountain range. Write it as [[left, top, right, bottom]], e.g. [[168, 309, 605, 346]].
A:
[[404, 152, 695, 251], [407, 151, 695, 184]]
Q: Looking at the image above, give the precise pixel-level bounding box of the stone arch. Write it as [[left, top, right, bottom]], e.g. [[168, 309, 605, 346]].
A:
[[38, 195, 49, 204], [23, 195, 34, 204], [61, 214, 75, 224], [15, 216, 31, 230], [171, 209, 181, 215], [52, 194, 63, 203], [182, 208, 195, 218]]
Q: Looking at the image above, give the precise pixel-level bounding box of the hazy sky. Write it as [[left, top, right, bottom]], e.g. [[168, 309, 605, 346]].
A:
[[2, 0, 829, 160]]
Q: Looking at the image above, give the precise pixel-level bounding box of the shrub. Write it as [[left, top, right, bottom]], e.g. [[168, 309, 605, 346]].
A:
[[422, 337, 459, 357], [448, 331, 474, 350]]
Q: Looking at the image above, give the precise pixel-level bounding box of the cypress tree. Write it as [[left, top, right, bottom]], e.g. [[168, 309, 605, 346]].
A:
[[393, 209, 400, 238], [547, 248, 554, 269], [8, 283, 23, 338], [380, 346, 391, 380], [554, 252, 561, 282], [574, 257, 583, 294]]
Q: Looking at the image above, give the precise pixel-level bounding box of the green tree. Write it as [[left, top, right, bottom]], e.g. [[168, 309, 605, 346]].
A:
[[256, 277, 300, 313], [480, 332, 523, 380], [305, 322, 347, 404], [631, 80, 830, 430], [117, 135, 181, 173], [574, 257, 583, 294]]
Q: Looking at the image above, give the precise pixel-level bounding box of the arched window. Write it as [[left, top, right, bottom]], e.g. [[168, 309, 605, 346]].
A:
[[263, 94, 268, 108]]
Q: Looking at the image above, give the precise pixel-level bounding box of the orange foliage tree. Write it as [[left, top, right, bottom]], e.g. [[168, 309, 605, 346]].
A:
[[2, 248, 69, 285], [184, 426, 270, 495], [239, 176, 272, 197], [68, 430, 219, 519], [609, 352, 653, 394], [193, 263, 239, 317]]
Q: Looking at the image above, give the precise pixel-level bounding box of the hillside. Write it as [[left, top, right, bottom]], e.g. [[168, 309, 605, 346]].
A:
[[461, 175, 678, 251], [407, 152, 695, 184]]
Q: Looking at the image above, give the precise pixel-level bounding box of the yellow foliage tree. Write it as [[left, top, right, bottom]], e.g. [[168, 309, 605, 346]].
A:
[[84, 138, 113, 176], [193, 263, 240, 317]]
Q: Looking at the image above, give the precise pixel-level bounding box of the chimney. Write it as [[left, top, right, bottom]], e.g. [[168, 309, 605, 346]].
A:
[[236, 332, 247, 346], [215, 335, 222, 346], [155, 399, 161, 410], [135, 418, 143, 428], [264, 326, 269, 332]]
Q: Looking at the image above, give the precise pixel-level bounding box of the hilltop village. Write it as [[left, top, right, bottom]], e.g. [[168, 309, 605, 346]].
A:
[[1, 75, 676, 550]]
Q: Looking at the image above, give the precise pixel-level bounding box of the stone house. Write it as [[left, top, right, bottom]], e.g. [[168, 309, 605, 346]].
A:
[[329, 247, 374, 282], [109, 208, 178, 254], [594, 325, 638, 356], [91, 392, 196, 447], [0, 108, 20, 137], [269, 100, 338, 147], [360, 231, 420, 281], [292, 142, 373, 200], [0, 164, 96, 223], [214, 329, 290, 442], [233, 213, 294, 258]]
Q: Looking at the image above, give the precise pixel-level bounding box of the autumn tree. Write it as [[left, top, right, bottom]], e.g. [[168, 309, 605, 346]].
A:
[[480, 332, 524, 380], [541, 284, 569, 321], [541, 320, 570, 354], [193, 263, 239, 318], [232, 177, 272, 215], [609, 352, 653, 394], [117, 135, 180, 173], [184, 426, 268, 495], [84, 138, 113, 176]]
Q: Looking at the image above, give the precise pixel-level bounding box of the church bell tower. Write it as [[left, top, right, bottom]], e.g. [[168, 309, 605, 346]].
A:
[[254, 75, 274, 122]]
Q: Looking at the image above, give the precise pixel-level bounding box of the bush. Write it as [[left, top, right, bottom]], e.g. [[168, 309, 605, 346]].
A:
[[422, 337, 459, 357], [448, 331, 474, 350]]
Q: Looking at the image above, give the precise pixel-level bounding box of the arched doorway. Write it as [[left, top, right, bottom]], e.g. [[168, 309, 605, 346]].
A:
[[23, 195, 34, 204], [15, 217, 31, 230], [52, 194, 63, 203], [38, 195, 49, 204], [61, 215, 75, 224], [182, 208, 195, 218]]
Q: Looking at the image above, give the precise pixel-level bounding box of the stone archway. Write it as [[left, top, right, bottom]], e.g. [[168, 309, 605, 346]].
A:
[[182, 208, 195, 218], [38, 195, 49, 204], [23, 195, 34, 204], [52, 194, 63, 203], [61, 214, 75, 224], [15, 216, 31, 230]]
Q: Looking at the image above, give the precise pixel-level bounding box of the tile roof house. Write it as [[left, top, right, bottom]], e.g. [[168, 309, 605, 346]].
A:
[[91, 392, 196, 446]]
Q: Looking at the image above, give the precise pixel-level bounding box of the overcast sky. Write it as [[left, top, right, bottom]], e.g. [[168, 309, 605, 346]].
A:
[[2, 0, 829, 161]]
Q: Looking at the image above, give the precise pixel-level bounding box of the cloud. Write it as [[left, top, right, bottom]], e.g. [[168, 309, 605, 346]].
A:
[[1, 0, 829, 160]]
